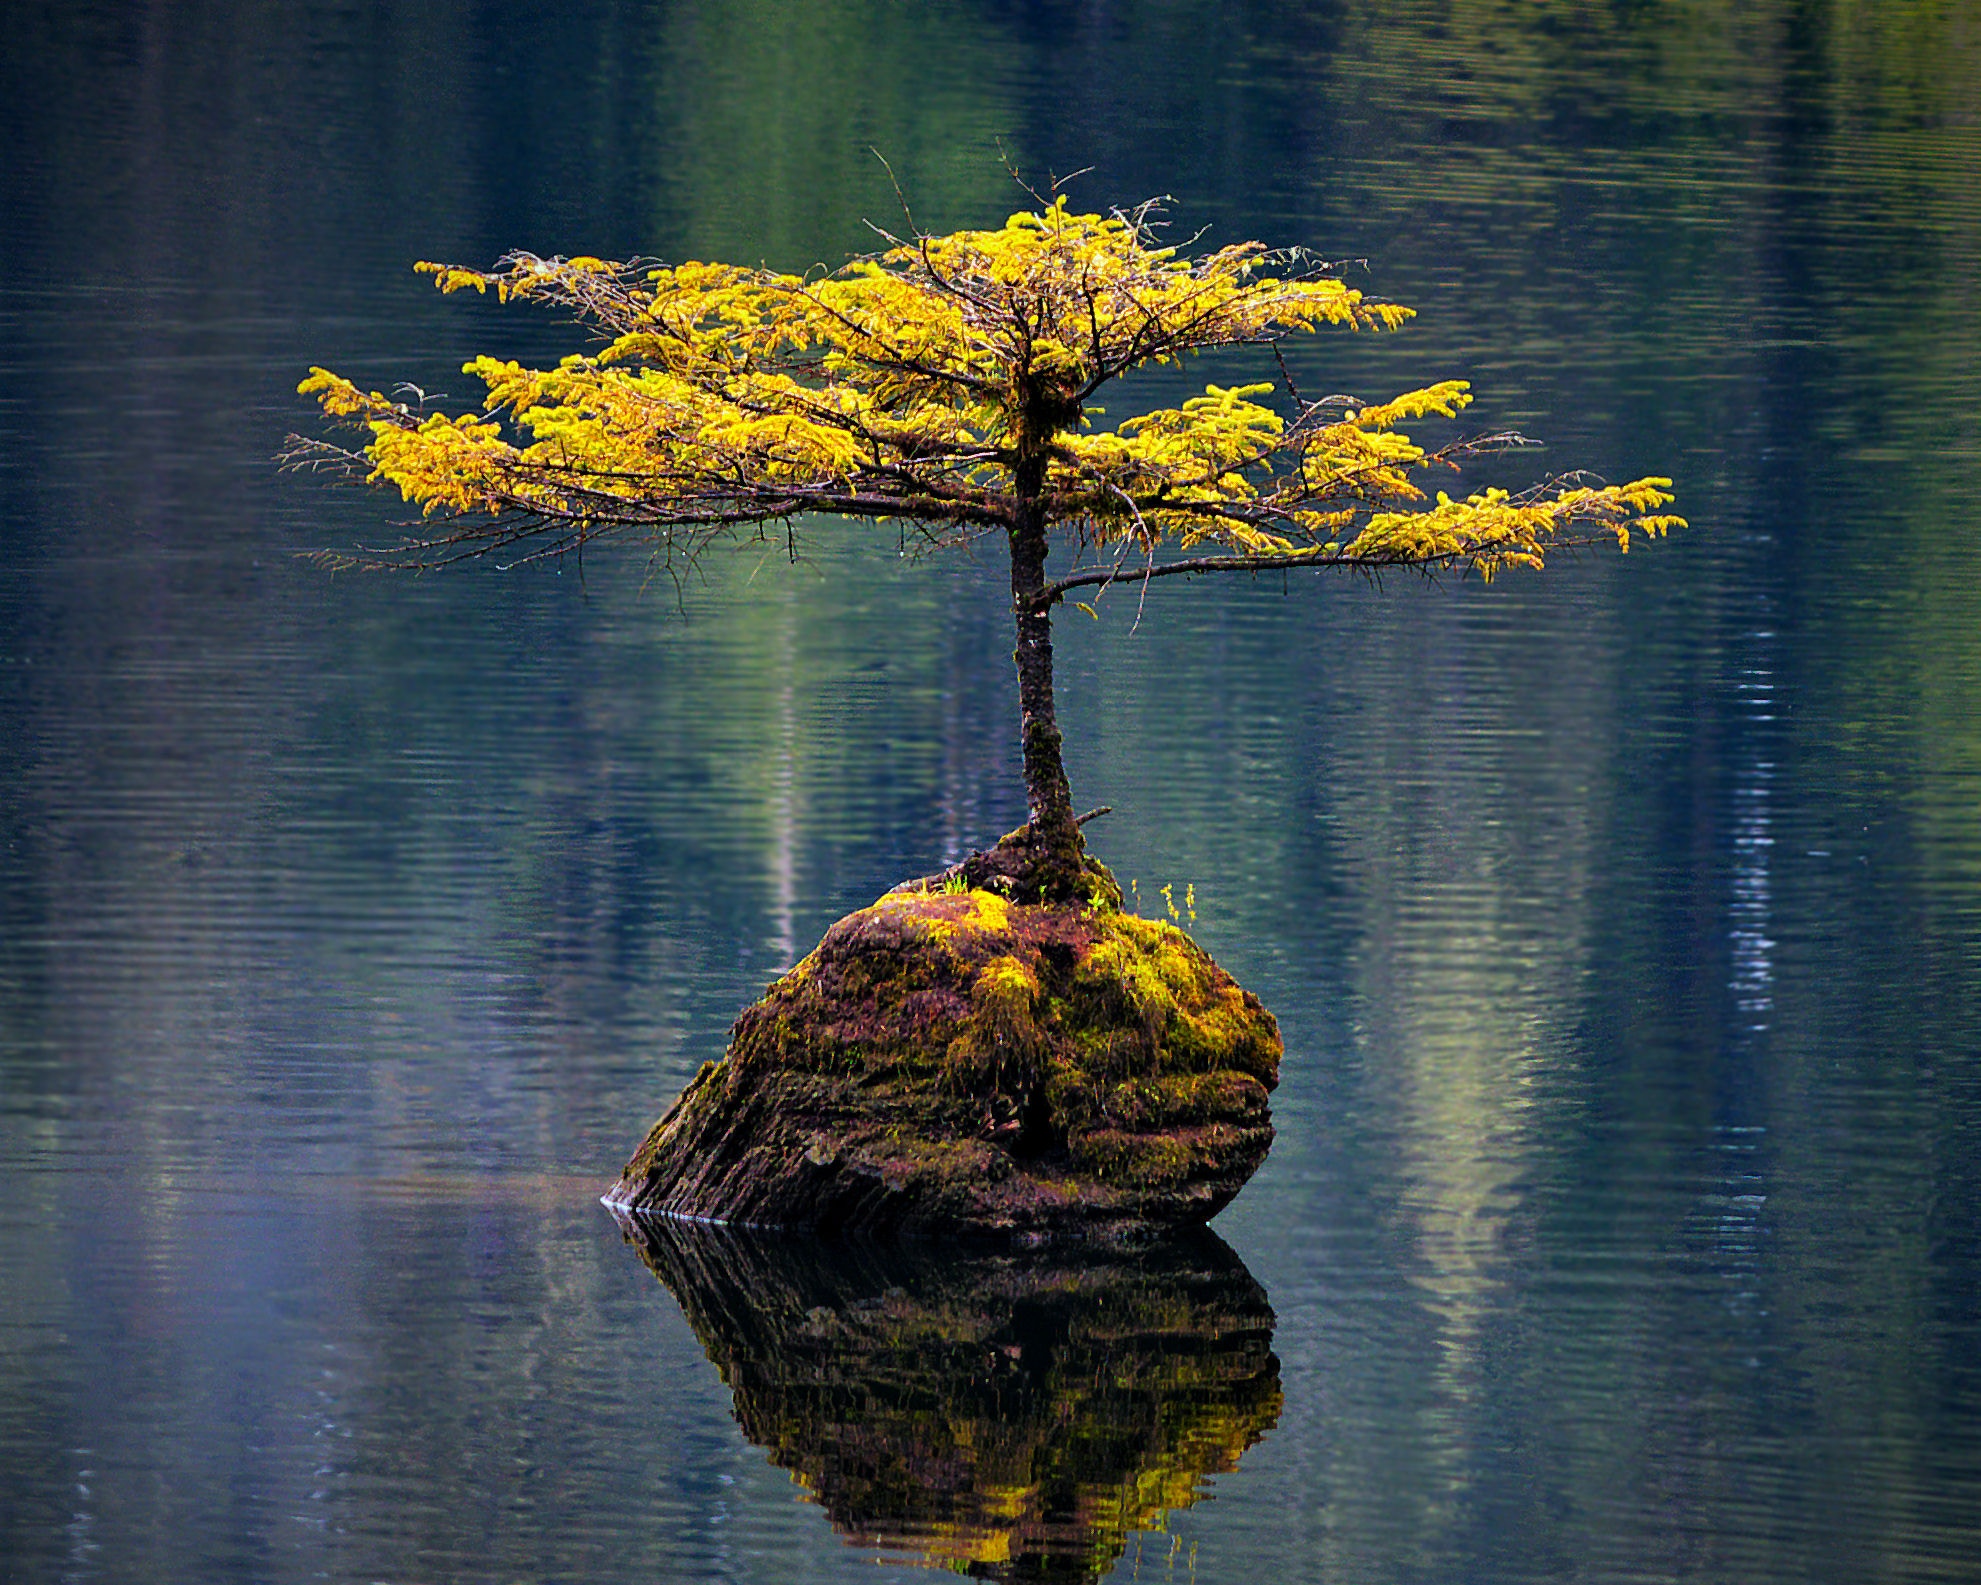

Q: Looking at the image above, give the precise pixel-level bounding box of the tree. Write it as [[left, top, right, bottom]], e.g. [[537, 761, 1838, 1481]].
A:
[[291, 193, 1679, 900]]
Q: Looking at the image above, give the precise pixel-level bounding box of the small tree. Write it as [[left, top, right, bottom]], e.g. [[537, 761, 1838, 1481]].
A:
[[292, 195, 1678, 901]]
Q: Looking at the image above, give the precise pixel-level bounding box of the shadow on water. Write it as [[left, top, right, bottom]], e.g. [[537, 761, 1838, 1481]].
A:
[[610, 1210, 1281, 1582]]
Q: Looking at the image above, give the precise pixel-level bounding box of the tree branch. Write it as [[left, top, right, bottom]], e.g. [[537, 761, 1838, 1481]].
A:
[[1025, 528, 1625, 609]]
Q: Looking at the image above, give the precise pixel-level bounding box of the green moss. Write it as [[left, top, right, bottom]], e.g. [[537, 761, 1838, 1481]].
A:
[[943, 952, 1046, 1090], [1148, 935, 1211, 1000], [1101, 1072, 1269, 1130], [870, 886, 1015, 945], [1044, 1064, 1100, 1131], [1167, 990, 1277, 1080], [1064, 937, 1137, 1027], [1070, 1129, 1195, 1185], [974, 952, 1039, 1005]]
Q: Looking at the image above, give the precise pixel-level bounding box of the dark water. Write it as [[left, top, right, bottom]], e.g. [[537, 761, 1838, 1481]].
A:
[[4, 3, 1980, 1581]]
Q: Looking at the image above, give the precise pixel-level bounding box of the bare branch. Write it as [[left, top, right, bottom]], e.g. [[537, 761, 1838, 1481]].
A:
[[1028, 522, 1632, 608]]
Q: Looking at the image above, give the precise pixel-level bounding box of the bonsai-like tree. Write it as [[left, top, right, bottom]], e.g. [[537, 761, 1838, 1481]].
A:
[[292, 194, 1678, 900]]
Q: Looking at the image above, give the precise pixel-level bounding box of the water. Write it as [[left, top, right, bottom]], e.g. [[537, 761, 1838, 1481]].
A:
[[4, 2, 1980, 1580]]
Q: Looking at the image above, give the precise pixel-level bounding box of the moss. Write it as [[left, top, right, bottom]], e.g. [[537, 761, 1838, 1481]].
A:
[[869, 885, 1015, 944], [1168, 987, 1278, 1081], [1070, 1129, 1196, 1186], [1043, 1064, 1101, 1132], [943, 951, 1046, 1091], [974, 951, 1039, 1007], [1101, 1072, 1269, 1130]]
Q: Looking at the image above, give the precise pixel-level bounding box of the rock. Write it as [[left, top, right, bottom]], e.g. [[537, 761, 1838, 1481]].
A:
[[604, 840, 1281, 1238]]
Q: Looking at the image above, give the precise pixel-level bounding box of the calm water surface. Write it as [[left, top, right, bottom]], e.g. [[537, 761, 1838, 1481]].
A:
[[4, 3, 1980, 1581]]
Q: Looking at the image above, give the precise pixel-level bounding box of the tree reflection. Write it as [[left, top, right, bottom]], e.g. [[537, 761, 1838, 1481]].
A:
[[613, 1211, 1280, 1581]]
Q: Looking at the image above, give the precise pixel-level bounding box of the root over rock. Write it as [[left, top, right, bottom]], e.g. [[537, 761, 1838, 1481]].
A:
[[605, 859, 1281, 1239]]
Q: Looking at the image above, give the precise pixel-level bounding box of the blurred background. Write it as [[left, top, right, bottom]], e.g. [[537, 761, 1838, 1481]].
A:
[[2, 2, 1978, 1580]]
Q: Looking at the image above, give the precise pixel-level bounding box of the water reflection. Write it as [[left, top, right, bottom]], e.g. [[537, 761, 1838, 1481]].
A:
[[613, 1212, 1280, 1582]]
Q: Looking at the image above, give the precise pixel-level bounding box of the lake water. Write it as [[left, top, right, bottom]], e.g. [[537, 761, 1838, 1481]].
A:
[[4, 3, 1980, 1581]]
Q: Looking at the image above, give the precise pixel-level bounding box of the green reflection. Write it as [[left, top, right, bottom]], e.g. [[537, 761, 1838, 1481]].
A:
[[640, 0, 1024, 268], [615, 1213, 1280, 1581]]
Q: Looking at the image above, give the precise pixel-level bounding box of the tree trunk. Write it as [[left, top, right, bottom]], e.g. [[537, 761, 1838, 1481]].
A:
[[1008, 448, 1085, 897]]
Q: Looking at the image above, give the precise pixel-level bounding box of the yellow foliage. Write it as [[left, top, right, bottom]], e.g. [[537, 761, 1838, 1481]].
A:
[[297, 367, 390, 420], [296, 198, 1679, 577]]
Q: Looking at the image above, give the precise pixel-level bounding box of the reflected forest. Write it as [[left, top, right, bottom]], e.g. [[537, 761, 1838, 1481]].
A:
[[3, 3, 1980, 1584]]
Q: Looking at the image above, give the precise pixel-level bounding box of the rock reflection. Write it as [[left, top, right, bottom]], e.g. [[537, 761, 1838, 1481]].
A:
[[612, 1211, 1281, 1581]]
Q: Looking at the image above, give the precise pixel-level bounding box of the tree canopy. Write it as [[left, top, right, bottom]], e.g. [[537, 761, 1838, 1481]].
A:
[[292, 194, 1680, 897]]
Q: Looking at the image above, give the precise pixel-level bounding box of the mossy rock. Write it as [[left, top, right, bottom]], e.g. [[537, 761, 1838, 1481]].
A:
[[605, 843, 1281, 1239]]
